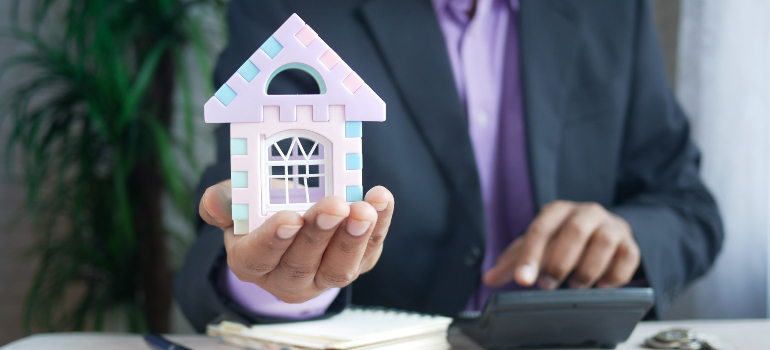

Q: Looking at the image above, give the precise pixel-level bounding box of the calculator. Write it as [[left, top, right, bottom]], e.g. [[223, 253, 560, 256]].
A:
[[454, 288, 655, 349]]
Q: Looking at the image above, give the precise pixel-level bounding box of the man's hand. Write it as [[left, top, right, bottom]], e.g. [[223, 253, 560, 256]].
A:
[[200, 180, 394, 304], [484, 200, 640, 290]]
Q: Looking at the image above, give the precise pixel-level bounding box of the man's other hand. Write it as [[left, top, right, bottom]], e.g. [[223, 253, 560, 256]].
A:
[[483, 200, 641, 290], [200, 180, 395, 304]]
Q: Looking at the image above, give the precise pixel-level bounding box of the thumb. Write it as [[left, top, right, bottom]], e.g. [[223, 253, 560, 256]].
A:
[[199, 180, 233, 229]]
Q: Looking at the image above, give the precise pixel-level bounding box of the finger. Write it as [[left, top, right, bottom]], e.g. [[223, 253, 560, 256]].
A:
[[539, 203, 608, 289], [483, 200, 575, 287], [567, 223, 620, 289], [199, 180, 233, 229], [224, 210, 303, 283], [482, 238, 526, 287], [596, 239, 641, 288], [360, 186, 395, 273], [315, 201, 378, 289], [271, 196, 350, 293]]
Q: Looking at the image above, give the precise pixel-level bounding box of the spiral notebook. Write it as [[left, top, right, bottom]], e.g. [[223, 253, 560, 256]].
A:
[[206, 308, 453, 350]]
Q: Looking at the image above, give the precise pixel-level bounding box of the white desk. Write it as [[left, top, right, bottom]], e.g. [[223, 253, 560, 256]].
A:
[[3, 319, 768, 350]]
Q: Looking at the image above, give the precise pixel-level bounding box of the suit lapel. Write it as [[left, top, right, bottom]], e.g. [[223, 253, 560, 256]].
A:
[[519, 0, 581, 208], [359, 0, 581, 217], [360, 0, 485, 233]]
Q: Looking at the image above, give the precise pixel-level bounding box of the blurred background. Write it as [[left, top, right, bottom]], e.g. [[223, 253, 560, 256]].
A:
[[0, 0, 768, 345], [0, 0, 223, 341]]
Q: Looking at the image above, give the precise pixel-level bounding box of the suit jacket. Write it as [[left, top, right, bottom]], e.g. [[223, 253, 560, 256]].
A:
[[175, 0, 723, 332]]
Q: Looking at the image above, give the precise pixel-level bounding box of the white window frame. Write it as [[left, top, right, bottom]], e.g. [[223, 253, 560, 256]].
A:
[[261, 129, 332, 214]]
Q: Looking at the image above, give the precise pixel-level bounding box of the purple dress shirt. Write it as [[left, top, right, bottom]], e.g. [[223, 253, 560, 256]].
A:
[[219, 265, 339, 319], [221, 0, 535, 316], [432, 0, 536, 311]]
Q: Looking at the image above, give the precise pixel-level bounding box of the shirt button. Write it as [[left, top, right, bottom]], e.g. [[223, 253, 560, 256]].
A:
[[464, 245, 483, 268], [475, 111, 489, 127]]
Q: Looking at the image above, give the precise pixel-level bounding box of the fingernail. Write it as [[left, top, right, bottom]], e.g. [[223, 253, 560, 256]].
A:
[[316, 213, 344, 230], [276, 225, 302, 239], [596, 281, 610, 289], [516, 263, 538, 285], [569, 279, 588, 289], [346, 219, 371, 236], [538, 275, 559, 290], [371, 202, 388, 212]]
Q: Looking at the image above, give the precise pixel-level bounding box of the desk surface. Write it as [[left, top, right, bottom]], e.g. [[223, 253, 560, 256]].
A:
[[2, 319, 768, 350]]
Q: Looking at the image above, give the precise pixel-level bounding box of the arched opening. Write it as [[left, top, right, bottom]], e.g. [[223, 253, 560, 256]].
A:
[[266, 63, 326, 95]]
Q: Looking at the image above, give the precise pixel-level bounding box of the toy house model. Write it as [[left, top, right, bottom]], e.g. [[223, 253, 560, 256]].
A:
[[204, 14, 386, 235]]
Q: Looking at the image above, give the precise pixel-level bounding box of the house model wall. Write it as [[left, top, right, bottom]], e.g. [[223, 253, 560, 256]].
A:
[[204, 13, 386, 235]]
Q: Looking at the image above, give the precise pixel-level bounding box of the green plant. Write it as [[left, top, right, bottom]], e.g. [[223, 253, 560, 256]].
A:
[[1, 0, 224, 333]]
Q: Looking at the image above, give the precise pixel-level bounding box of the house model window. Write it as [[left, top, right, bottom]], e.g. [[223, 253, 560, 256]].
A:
[[204, 14, 386, 235], [264, 131, 329, 209]]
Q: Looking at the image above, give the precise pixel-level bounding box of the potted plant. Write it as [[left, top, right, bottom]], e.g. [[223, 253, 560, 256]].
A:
[[1, 0, 224, 333]]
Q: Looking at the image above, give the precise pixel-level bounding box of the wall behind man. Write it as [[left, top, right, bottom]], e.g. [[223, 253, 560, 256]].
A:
[[648, 0, 770, 321], [651, 0, 681, 88], [666, 0, 770, 320], [0, 0, 39, 344]]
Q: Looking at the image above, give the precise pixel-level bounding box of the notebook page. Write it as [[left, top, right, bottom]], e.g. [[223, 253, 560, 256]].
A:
[[209, 329, 451, 350], [236, 308, 452, 349]]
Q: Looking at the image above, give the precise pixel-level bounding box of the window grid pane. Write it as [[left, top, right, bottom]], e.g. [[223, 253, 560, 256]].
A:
[[267, 136, 326, 206]]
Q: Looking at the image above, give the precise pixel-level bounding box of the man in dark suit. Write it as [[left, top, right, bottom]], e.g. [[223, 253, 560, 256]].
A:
[[176, 0, 723, 332]]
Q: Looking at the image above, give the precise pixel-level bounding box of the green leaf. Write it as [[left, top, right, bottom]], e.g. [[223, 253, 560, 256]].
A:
[[146, 117, 190, 212], [172, 48, 198, 171], [117, 38, 172, 131]]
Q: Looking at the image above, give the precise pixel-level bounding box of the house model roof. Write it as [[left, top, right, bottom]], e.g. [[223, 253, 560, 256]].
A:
[[204, 13, 386, 124]]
